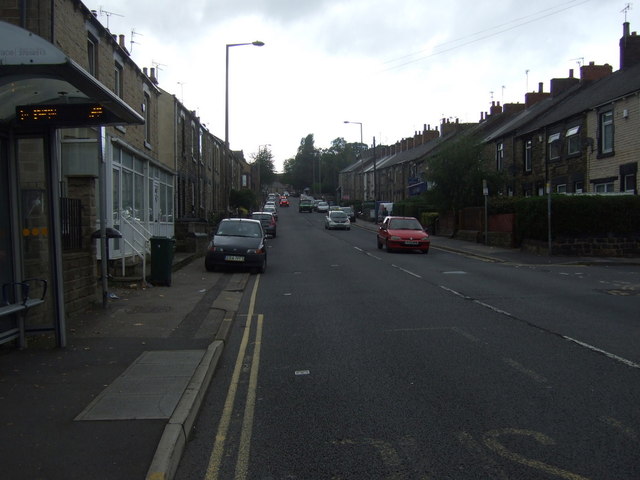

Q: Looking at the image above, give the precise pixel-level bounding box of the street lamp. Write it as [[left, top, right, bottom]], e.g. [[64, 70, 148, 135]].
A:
[[344, 120, 364, 202], [225, 41, 265, 149]]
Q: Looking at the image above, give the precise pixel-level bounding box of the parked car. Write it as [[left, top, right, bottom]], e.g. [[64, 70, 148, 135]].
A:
[[251, 211, 277, 237], [205, 218, 267, 273], [316, 201, 329, 213], [325, 210, 351, 230], [376, 216, 430, 253], [341, 206, 356, 222], [263, 205, 278, 220]]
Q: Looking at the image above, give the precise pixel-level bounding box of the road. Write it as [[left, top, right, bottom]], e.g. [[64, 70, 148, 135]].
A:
[[176, 201, 640, 480]]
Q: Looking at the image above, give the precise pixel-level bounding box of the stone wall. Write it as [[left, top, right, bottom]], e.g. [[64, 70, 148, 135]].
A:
[[521, 236, 640, 256], [62, 251, 98, 315], [63, 177, 99, 314]]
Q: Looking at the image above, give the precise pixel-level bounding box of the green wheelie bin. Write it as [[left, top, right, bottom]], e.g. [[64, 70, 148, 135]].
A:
[[150, 236, 175, 286]]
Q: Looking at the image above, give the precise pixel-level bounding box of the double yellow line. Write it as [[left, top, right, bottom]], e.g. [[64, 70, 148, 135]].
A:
[[205, 275, 263, 480]]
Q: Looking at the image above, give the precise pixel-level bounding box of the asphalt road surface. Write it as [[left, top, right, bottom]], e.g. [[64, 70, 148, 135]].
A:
[[176, 200, 640, 480]]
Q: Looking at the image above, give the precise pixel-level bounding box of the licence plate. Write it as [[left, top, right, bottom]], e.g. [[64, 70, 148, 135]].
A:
[[404, 241, 419, 246], [225, 255, 245, 262]]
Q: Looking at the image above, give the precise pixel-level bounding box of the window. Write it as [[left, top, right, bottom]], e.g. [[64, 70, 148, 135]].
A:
[[566, 126, 580, 155], [556, 184, 567, 193], [191, 124, 196, 161], [623, 174, 635, 193], [87, 35, 98, 76], [114, 62, 123, 98], [496, 142, 504, 171], [548, 133, 561, 160], [143, 93, 151, 144], [594, 182, 614, 193], [620, 163, 637, 193], [574, 181, 584, 193], [524, 139, 532, 172], [600, 110, 614, 154]]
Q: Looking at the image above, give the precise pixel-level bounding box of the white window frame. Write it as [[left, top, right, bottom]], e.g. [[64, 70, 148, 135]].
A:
[[524, 139, 532, 172], [600, 111, 614, 154], [496, 142, 504, 171], [548, 133, 561, 160], [566, 126, 580, 155], [594, 181, 614, 193], [623, 173, 636, 193]]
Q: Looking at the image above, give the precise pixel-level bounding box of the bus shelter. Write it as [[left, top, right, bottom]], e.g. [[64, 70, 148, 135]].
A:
[[0, 20, 143, 347]]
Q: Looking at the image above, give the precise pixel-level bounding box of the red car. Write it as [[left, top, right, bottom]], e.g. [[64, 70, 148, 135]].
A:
[[279, 197, 289, 207], [376, 216, 430, 253]]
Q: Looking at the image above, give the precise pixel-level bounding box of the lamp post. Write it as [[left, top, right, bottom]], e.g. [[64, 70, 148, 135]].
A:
[[225, 41, 264, 150], [224, 40, 264, 211], [344, 120, 363, 203]]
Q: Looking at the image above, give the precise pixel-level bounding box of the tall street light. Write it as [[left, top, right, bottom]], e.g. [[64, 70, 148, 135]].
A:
[[225, 41, 265, 149], [344, 120, 364, 202]]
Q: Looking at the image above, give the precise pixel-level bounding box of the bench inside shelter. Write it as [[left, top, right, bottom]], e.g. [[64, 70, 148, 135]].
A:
[[0, 279, 48, 349]]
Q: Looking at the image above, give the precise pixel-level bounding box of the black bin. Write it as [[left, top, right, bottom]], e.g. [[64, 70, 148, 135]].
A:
[[150, 236, 175, 286]]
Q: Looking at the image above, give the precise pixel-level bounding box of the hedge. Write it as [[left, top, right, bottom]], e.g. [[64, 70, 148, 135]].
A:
[[511, 195, 640, 241]]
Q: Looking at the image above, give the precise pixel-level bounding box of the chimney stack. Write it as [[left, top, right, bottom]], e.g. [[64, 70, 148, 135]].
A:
[[620, 21, 640, 68], [524, 82, 550, 108], [580, 62, 613, 82], [550, 70, 579, 96]]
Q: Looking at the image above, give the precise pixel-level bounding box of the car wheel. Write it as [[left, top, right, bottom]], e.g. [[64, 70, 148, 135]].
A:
[[272, 231, 277, 238], [386, 241, 393, 253], [377, 237, 382, 249]]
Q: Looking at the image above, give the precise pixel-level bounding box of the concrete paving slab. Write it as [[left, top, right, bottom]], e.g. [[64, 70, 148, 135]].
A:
[[75, 350, 205, 421]]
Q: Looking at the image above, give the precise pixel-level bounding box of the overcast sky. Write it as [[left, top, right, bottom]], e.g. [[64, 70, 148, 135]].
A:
[[92, 0, 630, 171]]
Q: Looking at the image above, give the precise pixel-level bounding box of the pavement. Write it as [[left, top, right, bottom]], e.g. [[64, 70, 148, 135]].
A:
[[1, 224, 638, 480]]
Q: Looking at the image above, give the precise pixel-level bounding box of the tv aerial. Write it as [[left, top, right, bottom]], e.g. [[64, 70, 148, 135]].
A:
[[98, 6, 123, 30]]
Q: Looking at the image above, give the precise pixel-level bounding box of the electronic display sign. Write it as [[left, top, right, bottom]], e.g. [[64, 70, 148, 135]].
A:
[[16, 103, 108, 126]]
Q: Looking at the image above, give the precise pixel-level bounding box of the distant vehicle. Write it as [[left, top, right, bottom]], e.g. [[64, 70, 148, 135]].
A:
[[205, 218, 267, 273], [325, 210, 351, 230], [299, 198, 314, 213], [340, 206, 356, 222], [316, 201, 329, 213], [263, 204, 278, 220], [251, 211, 277, 237], [376, 216, 430, 254], [279, 197, 290, 207]]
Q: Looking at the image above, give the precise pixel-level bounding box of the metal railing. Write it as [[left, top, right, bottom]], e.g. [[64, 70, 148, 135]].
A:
[[60, 198, 82, 251], [117, 210, 153, 279]]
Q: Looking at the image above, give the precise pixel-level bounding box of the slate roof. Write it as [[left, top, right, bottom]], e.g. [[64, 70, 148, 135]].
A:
[[519, 61, 640, 135]]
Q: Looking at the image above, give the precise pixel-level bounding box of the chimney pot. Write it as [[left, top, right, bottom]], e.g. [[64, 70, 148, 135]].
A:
[[538, 82, 543, 93]]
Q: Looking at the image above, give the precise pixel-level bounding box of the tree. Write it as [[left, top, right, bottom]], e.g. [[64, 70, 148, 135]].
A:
[[229, 189, 257, 214], [251, 147, 276, 189], [423, 134, 505, 235], [282, 134, 318, 193]]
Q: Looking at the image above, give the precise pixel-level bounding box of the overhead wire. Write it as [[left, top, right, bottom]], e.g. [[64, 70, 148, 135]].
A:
[[379, 0, 593, 72]]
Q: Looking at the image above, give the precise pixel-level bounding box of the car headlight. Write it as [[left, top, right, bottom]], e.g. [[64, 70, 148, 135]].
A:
[[390, 235, 402, 241], [247, 247, 265, 254]]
